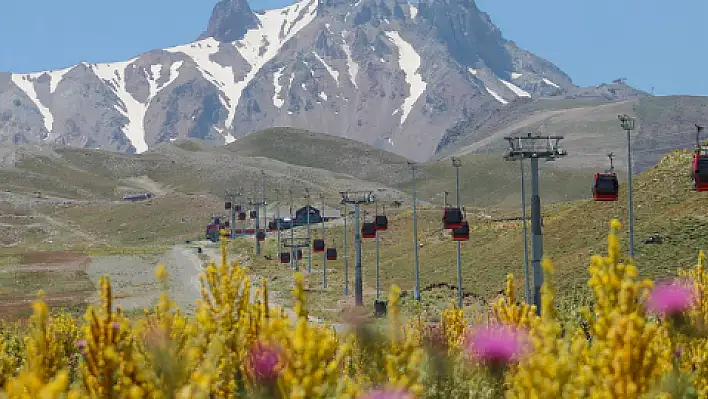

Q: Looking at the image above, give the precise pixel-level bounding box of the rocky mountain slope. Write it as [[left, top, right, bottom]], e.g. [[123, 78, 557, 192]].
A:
[[1, 0, 586, 162]]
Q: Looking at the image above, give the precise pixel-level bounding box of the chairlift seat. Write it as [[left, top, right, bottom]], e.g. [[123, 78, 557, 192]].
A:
[[375, 215, 388, 231], [452, 220, 470, 241], [326, 248, 337, 260], [442, 207, 463, 229], [313, 239, 325, 252], [362, 222, 376, 238]]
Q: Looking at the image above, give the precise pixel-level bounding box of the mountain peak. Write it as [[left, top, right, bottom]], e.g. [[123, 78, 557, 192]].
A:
[[198, 0, 260, 42]]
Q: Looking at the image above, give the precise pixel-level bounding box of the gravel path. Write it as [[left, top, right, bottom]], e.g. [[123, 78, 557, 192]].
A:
[[85, 244, 344, 331]]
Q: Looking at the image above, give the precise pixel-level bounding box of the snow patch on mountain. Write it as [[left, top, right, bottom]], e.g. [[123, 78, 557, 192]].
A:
[[11, 74, 54, 133], [384, 31, 426, 125], [485, 87, 508, 104], [511, 72, 522, 79], [499, 78, 530, 97], [48, 67, 73, 94], [90, 60, 149, 153], [167, 0, 318, 131], [89, 59, 183, 153], [341, 30, 358, 88], [312, 51, 339, 86], [409, 3, 418, 19], [272, 67, 286, 108], [542, 78, 560, 88]]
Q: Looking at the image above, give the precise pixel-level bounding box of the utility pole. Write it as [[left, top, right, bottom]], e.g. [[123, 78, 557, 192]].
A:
[[340, 191, 374, 306], [289, 188, 295, 270], [452, 157, 463, 308], [321, 192, 327, 288], [252, 174, 266, 256], [375, 200, 380, 299], [519, 158, 531, 304], [262, 171, 267, 252], [504, 134, 567, 314], [275, 188, 281, 255], [305, 188, 312, 273], [618, 114, 636, 259], [408, 161, 420, 301], [343, 202, 349, 296]]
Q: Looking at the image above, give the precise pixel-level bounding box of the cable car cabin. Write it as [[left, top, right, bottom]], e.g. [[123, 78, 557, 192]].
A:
[[442, 207, 463, 229], [375, 215, 388, 231], [280, 252, 290, 264], [268, 221, 277, 232], [249, 210, 257, 219], [326, 248, 337, 261], [592, 173, 619, 201], [224, 221, 230, 228], [313, 239, 325, 252], [238, 212, 247, 221], [225, 201, 232, 210], [451, 220, 470, 241], [693, 154, 708, 192], [256, 231, 266, 242], [362, 222, 377, 238], [294, 249, 303, 260], [235, 205, 242, 212]]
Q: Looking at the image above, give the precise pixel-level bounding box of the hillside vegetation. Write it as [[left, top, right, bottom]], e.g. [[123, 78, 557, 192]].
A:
[[231, 149, 708, 320]]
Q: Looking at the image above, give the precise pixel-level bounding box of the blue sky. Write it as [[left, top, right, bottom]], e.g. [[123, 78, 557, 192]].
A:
[[0, 0, 705, 96]]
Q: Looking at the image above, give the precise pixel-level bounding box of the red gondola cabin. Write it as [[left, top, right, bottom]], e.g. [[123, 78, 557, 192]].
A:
[[452, 220, 470, 241], [280, 252, 290, 264], [442, 207, 463, 229], [592, 173, 619, 201], [268, 221, 277, 232], [313, 239, 325, 252], [375, 215, 388, 231], [326, 248, 337, 260], [693, 153, 708, 192], [362, 222, 376, 238], [238, 212, 247, 221], [256, 231, 266, 242]]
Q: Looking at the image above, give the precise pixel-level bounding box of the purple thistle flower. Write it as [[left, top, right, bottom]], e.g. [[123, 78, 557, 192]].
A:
[[466, 325, 527, 365], [646, 280, 696, 316], [248, 342, 282, 382], [76, 340, 87, 350], [359, 388, 414, 399]]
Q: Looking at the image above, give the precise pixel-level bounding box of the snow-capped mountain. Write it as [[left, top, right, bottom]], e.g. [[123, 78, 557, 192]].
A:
[[0, 0, 575, 161]]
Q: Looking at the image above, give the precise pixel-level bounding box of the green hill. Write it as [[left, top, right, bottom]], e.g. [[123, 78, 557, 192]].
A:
[[231, 149, 708, 320]]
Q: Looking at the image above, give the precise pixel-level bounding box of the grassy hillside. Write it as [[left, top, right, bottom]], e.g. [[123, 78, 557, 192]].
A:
[[436, 96, 708, 174], [223, 127, 413, 185], [230, 149, 708, 320]]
